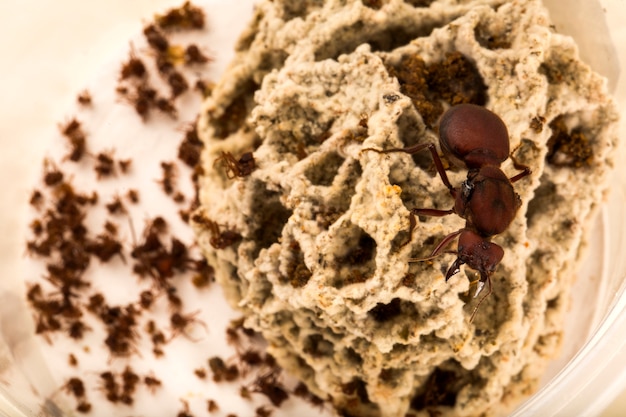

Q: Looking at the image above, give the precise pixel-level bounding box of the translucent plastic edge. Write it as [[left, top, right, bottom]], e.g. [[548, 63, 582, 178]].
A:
[[512, 283, 626, 416], [512, 196, 626, 417]]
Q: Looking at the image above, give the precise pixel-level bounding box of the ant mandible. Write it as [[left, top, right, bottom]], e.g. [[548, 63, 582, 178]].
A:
[[365, 103, 530, 318]]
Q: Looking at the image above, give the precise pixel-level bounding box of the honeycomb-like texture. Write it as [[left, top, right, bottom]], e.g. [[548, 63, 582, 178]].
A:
[[194, 1, 619, 416]]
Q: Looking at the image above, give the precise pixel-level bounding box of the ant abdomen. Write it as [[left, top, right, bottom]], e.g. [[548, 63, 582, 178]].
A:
[[439, 103, 510, 169]]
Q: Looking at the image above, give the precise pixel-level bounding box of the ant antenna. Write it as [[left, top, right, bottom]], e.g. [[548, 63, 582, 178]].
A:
[[408, 229, 462, 263], [508, 144, 532, 183], [407, 250, 456, 263]]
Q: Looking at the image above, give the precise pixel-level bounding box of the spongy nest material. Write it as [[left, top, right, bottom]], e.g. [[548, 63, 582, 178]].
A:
[[194, 0, 619, 416]]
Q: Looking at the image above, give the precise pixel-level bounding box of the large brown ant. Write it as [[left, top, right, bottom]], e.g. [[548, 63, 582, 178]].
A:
[[364, 104, 530, 319]]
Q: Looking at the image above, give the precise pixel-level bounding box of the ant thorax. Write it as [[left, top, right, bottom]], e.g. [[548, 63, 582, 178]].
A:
[[457, 177, 475, 207]]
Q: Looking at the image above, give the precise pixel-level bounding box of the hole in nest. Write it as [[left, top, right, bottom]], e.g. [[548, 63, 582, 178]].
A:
[[342, 347, 364, 366], [378, 368, 405, 388], [410, 361, 483, 410], [546, 115, 594, 168], [304, 152, 345, 186], [474, 20, 512, 50], [257, 49, 289, 73], [368, 298, 403, 322], [340, 232, 376, 265], [310, 158, 361, 230], [547, 296, 560, 310], [406, 0, 434, 6], [210, 79, 259, 139], [303, 334, 334, 358], [362, 0, 384, 10], [526, 181, 565, 228], [341, 378, 372, 405], [396, 107, 423, 148], [248, 183, 292, 258], [279, 0, 325, 21], [367, 298, 419, 325], [314, 20, 439, 62], [395, 107, 440, 172], [385, 52, 487, 127], [330, 226, 377, 288]]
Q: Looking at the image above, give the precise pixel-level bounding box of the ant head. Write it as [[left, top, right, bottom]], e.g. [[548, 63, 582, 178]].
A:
[[438, 104, 510, 169], [446, 230, 504, 289]]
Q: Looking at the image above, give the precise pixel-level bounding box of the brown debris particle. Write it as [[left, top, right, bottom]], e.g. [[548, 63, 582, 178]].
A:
[[77, 90, 92, 106], [546, 116, 593, 167], [155, 1, 206, 31], [178, 124, 204, 167], [59, 118, 87, 161], [120, 49, 147, 80]]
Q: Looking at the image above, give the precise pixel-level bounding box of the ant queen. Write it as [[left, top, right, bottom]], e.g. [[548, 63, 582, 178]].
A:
[[365, 103, 530, 319]]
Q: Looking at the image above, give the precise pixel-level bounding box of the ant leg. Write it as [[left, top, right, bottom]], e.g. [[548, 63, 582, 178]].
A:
[[430, 229, 463, 257], [399, 207, 454, 250], [396, 212, 417, 249], [399, 207, 455, 250], [407, 228, 461, 263], [411, 207, 455, 217], [508, 152, 531, 183], [362, 143, 455, 193]]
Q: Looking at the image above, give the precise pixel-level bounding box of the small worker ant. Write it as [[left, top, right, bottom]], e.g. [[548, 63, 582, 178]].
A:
[[364, 103, 530, 320], [169, 310, 208, 341], [213, 151, 256, 179]]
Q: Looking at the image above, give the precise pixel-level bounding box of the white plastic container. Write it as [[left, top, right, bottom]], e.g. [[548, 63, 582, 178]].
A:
[[511, 1, 626, 415]]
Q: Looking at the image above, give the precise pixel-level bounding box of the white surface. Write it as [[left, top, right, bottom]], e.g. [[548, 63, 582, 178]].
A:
[[1, 1, 626, 416]]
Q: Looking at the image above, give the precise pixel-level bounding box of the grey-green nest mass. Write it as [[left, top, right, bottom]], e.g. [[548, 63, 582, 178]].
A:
[[193, 0, 619, 416]]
